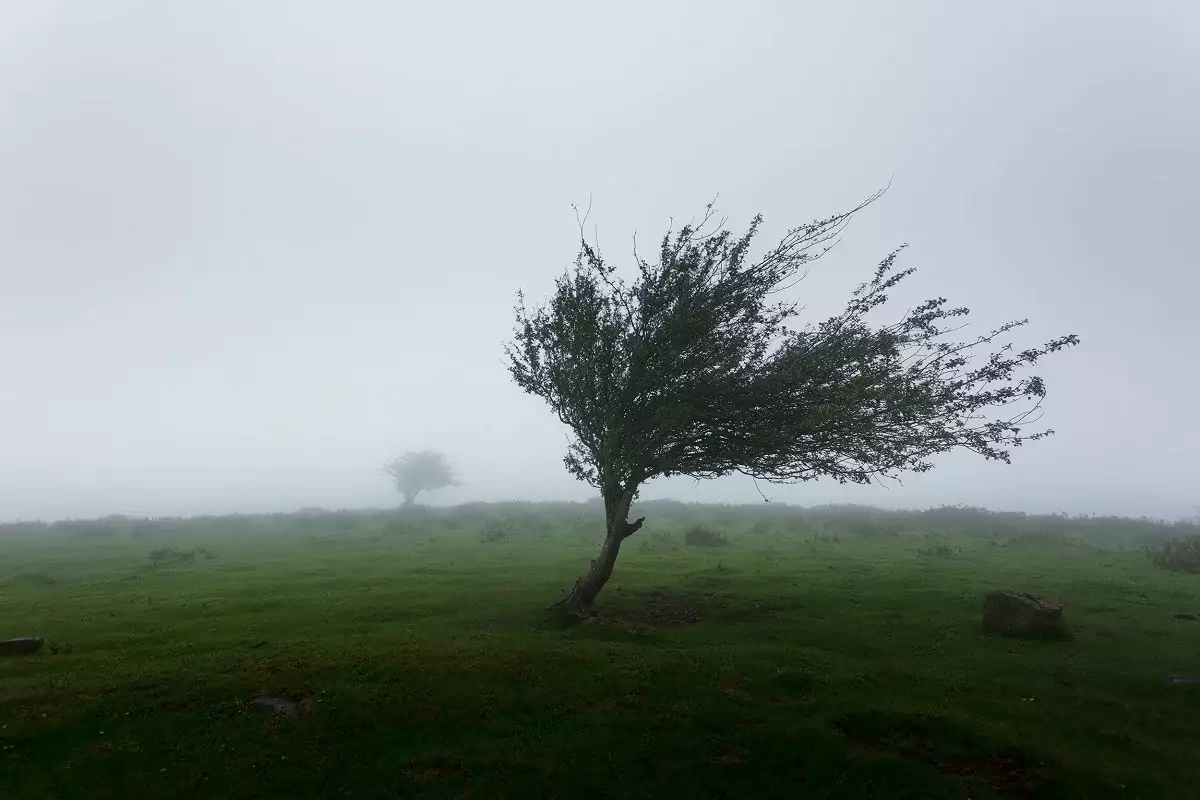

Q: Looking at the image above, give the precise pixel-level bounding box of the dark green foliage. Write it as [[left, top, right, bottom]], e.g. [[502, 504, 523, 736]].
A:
[[684, 525, 729, 547], [1147, 535, 1200, 573], [506, 193, 1078, 493]]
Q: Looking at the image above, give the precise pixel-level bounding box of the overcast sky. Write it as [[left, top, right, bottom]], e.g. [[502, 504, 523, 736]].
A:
[[1, 1, 1197, 522]]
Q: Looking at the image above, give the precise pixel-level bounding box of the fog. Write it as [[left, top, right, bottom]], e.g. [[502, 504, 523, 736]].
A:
[[1, 2, 1197, 523]]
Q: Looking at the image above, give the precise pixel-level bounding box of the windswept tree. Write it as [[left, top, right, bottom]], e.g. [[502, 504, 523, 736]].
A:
[[382, 449, 460, 507], [505, 191, 1078, 618]]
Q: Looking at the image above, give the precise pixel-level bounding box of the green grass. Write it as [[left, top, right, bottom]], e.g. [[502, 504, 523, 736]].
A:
[[2, 504, 1199, 798]]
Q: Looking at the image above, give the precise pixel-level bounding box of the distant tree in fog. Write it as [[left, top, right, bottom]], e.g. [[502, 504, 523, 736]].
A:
[[505, 190, 1079, 620], [382, 450, 460, 507]]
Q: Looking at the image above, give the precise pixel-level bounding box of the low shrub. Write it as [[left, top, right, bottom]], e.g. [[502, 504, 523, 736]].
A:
[[916, 543, 959, 558], [1147, 536, 1200, 573], [149, 547, 197, 566], [480, 524, 510, 543], [684, 525, 729, 547]]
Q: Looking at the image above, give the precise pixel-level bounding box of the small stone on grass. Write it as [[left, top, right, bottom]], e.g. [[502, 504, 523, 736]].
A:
[[252, 696, 299, 716], [0, 637, 44, 657]]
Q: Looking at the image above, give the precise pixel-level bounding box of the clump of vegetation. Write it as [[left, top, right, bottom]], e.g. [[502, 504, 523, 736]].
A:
[[480, 523, 510, 543], [916, 543, 959, 558], [149, 547, 198, 566], [194, 546, 218, 560], [1147, 536, 1200, 573], [684, 525, 729, 547]]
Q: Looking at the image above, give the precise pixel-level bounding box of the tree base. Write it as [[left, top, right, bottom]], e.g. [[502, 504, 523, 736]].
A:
[[544, 501, 646, 627], [544, 597, 599, 628], [544, 587, 597, 628]]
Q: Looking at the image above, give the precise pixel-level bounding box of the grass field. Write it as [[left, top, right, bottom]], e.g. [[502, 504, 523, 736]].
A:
[[2, 502, 1199, 798]]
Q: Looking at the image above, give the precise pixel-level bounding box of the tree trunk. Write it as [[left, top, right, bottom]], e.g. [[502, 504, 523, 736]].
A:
[[550, 484, 645, 621]]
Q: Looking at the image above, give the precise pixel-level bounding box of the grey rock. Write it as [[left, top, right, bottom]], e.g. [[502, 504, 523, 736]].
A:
[[252, 696, 299, 716], [982, 590, 1068, 640], [1164, 673, 1200, 685], [0, 637, 44, 657]]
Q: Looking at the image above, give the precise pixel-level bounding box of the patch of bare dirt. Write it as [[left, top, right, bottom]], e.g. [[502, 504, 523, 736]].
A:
[[612, 589, 704, 627], [833, 710, 1057, 799]]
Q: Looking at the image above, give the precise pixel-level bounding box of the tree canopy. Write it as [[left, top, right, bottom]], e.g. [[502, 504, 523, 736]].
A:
[[382, 449, 460, 507], [505, 192, 1079, 615]]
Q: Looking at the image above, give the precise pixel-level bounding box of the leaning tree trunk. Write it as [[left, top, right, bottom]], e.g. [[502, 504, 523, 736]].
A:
[[550, 485, 645, 620]]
